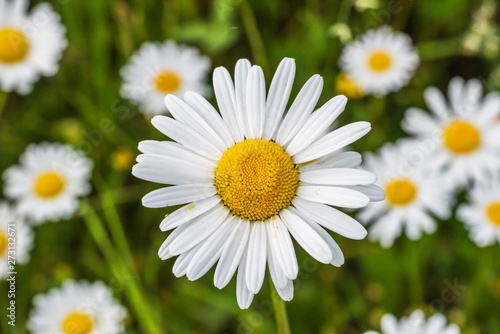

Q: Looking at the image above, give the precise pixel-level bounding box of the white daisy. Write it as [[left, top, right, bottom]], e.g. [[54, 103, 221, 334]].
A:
[[457, 178, 500, 247], [132, 57, 381, 309], [28, 280, 127, 334], [339, 25, 419, 95], [402, 77, 500, 189], [0, 0, 67, 94], [365, 310, 460, 334], [0, 201, 33, 278], [120, 40, 211, 116], [358, 140, 453, 248], [3, 142, 93, 225]]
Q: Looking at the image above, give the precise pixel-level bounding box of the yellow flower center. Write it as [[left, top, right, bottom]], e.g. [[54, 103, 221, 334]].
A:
[[34, 172, 65, 198], [62, 312, 93, 334], [215, 139, 298, 221], [154, 70, 181, 94], [335, 73, 365, 99], [368, 50, 392, 72], [0, 231, 7, 257], [486, 202, 500, 226], [385, 178, 417, 206], [443, 120, 481, 154], [0, 28, 30, 64]]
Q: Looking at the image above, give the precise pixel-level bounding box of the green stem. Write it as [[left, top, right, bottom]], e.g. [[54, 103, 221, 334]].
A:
[[0, 91, 9, 119], [405, 241, 423, 305], [80, 200, 163, 334], [270, 278, 291, 334], [239, 0, 269, 73]]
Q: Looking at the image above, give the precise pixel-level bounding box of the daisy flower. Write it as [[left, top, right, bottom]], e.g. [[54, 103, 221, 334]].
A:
[[402, 77, 500, 189], [28, 280, 127, 334], [457, 178, 500, 247], [358, 141, 453, 248], [0, 0, 67, 94], [335, 72, 365, 99], [3, 142, 93, 225], [365, 310, 460, 334], [339, 26, 419, 96], [0, 202, 33, 278], [132, 57, 381, 309], [120, 40, 211, 116]]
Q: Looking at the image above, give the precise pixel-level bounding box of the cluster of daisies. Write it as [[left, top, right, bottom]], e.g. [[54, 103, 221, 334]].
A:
[[1, 1, 126, 333]]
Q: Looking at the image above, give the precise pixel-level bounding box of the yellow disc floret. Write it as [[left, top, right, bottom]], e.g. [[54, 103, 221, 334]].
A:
[[368, 50, 392, 72], [385, 178, 417, 206], [62, 312, 93, 334], [0, 28, 30, 64], [486, 202, 500, 226], [336, 72, 365, 99], [215, 139, 298, 221], [154, 70, 181, 93], [0, 231, 7, 256], [34, 171, 65, 198], [443, 120, 481, 154]]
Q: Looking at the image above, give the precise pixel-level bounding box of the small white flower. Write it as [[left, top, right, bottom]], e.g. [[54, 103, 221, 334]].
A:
[[28, 280, 127, 334], [3, 142, 93, 225], [0, 201, 33, 278], [457, 178, 500, 247], [133, 57, 381, 309], [358, 141, 453, 248], [0, 0, 67, 94], [402, 77, 500, 189], [120, 40, 211, 116], [339, 25, 419, 96], [365, 310, 460, 334]]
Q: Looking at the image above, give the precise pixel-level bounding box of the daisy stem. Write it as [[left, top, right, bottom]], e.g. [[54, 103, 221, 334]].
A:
[[0, 91, 8, 119], [239, 0, 270, 74], [269, 278, 291, 334], [405, 241, 423, 305]]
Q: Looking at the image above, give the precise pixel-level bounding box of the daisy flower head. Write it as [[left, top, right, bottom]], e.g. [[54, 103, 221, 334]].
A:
[[120, 40, 211, 117], [402, 77, 500, 189], [28, 280, 127, 334], [358, 140, 453, 248], [339, 25, 419, 96], [365, 310, 460, 334], [457, 178, 500, 247], [0, 0, 67, 94], [0, 201, 33, 278], [3, 142, 93, 225], [132, 57, 381, 309]]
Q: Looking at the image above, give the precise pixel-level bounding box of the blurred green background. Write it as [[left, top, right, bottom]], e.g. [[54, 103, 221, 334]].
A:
[[1, 0, 500, 333]]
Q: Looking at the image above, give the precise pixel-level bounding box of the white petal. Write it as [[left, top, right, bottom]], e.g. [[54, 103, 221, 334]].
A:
[[142, 185, 217, 208], [343, 184, 386, 201], [151, 116, 222, 160], [275, 280, 294, 302], [424, 87, 450, 119], [296, 185, 370, 208], [234, 59, 252, 138], [133, 154, 213, 185], [137, 140, 216, 169], [245, 222, 267, 294], [293, 122, 371, 164], [213, 67, 244, 142], [263, 58, 295, 140], [279, 208, 332, 264], [186, 217, 237, 281], [160, 196, 221, 231], [292, 196, 367, 240], [299, 151, 362, 172], [158, 223, 192, 260], [276, 75, 323, 146], [236, 248, 254, 309], [165, 94, 227, 151], [286, 95, 348, 156], [172, 242, 203, 277], [168, 205, 229, 255], [267, 231, 289, 289], [245, 66, 266, 139], [265, 216, 298, 280], [214, 219, 251, 289], [299, 168, 376, 186], [183, 92, 235, 148]]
